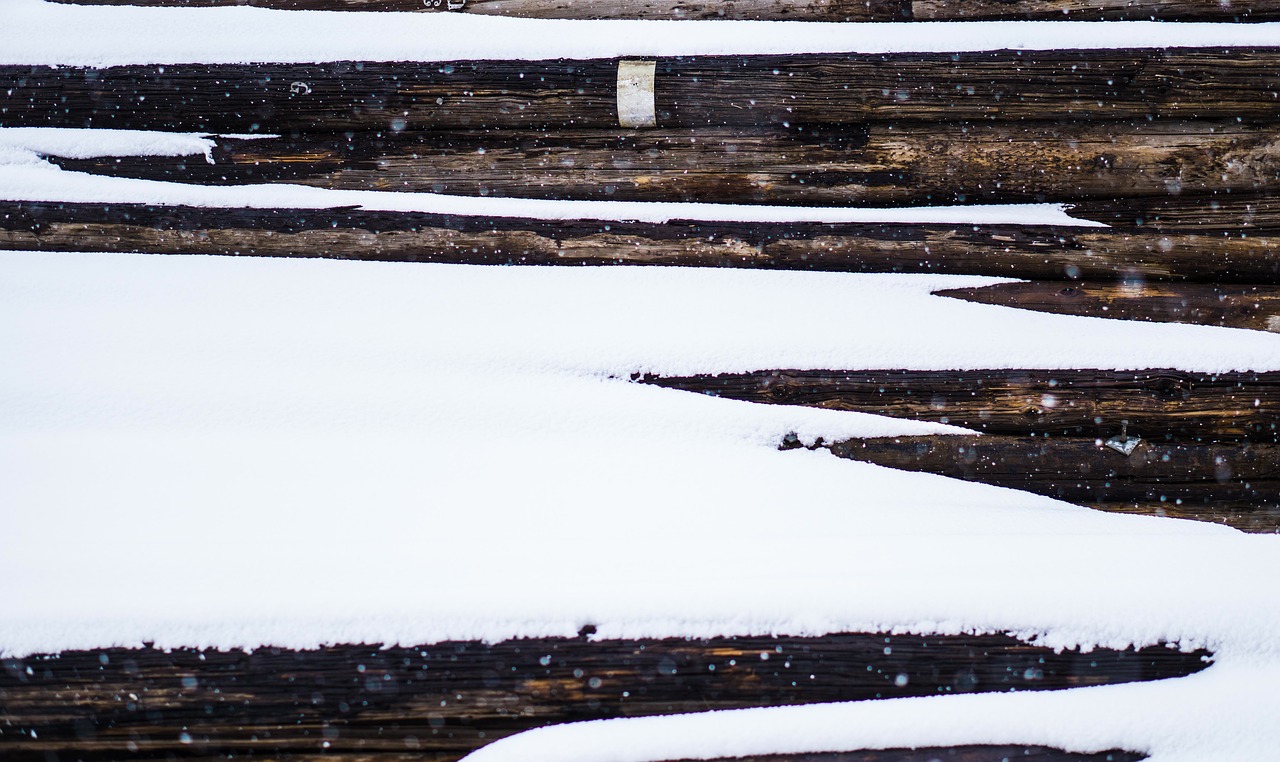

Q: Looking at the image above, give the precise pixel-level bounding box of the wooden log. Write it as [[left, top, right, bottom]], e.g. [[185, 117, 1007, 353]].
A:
[[5, 202, 1280, 284], [665, 752, 1144, 762], [821, 434, 1280, 532], [45, 0, 1280, 22], [643, 369, 1280, 443], [0, 636, 1203, 761], [935, 281, 1280, 333], [1069, 195, 1280, 232], [6, 50, 1280, 132], [48, 121, 1280, 207]]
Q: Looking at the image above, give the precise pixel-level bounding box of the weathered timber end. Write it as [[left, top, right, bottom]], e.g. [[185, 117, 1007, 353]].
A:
[[935, 282, 1280, 333], [6, 50, 1280, 132], [45, 0, 1280, 22], [48, 121, 1280, 207], [0, 635, 1204, 762], [821, 435, 1280, 531], [5, 202, 1280, 285], [649, 369, 1280, 531], [644, 369, 1280, 443]]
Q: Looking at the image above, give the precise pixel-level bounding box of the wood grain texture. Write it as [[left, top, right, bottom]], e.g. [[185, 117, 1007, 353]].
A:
[[935, 281, 1280, 332], [643, 369, 1280, 443], [5, 202, 1280, 283], [6, 50, 1280, 132], [0, 636, 1196, 761], [45, 0, 1280, 21], [1070, 194, 1280, 232], [822, 435, 1279, 532], [49, 121, 1280, 207], [44, 0, 914, 19], [665, 752, 1143, 762]]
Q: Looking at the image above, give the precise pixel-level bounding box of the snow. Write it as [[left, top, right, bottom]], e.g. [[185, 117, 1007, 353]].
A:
[[3, 1, 1280, 65], [2, 2, 1279, 761]]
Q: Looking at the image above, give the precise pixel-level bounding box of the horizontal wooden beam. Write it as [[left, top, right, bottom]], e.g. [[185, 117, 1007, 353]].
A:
[[935, 281, 1280, 333], [46, 0, 1280, 22], [0, 635, 1202, 761], [643, 369, 1280, 443], [50, 121, 1280, 207], [5, 50, 1280, 132], [665, 752, 1143, 762], [1069, 194, 1280, 232], [5, 202, 1280, 283], [821, 434, 1279, 532]]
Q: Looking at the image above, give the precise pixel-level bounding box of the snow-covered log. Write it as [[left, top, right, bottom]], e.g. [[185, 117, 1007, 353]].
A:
[[0, 635, 1203, 762], [645, 369, 1280, 443], [935, 281, 1280, 333], [47, 122, 1280, 208], [823, 434, 1279, 532], [44, 0, 1280, 22], [5, 50, 1280, 132], [4, 202, 1280, 284]]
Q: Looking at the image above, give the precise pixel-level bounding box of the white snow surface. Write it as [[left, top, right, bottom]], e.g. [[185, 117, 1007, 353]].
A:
[[2, 248, 1279, 762], [3, 3, 1280, 761], [3, 1, 1280, 65]]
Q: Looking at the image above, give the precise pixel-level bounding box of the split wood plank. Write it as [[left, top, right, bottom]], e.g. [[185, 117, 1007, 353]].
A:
[[5, 202, 1280, 284], [6, 50, 1280, 132], [935, 281, 1280, 333], [822, 434, 1279, 532], [643, 369, 1280, 443], [0, 636, 1203, 762], [1069, 194, 1280, 232], [48, 121, 1280, 207], [45, 0, 1280, 22], [662, 753, 1143, 762]]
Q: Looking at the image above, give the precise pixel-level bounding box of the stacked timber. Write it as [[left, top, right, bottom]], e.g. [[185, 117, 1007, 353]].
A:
[[0, 634, 1206, 762], [3, 46, 1278, 538], [3, 3, 1279, 762], [45, 0, 1280, 21]]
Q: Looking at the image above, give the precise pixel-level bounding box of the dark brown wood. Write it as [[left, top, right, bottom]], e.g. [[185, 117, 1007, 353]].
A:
[[820, 434, 1279, 532], [46, 0, 1280, 22], [44, 0, 914, 19], [6, 51, 1280, 133], [1070, 195, 1280, 232], [643, 369, 1280, 443], [0, 636, 1201, 761], [5, 202, 1280, 284], [935, 281, 1280, 333], [668, 752, 1143, 762], [50, 121, 1280, 207]]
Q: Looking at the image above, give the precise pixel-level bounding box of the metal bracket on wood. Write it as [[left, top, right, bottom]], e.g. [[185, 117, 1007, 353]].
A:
[[617, 60, 658, 129], [1104, 421, 1142, 456]]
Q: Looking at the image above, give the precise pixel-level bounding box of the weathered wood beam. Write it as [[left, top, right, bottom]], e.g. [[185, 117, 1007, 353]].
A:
[[935, 281, 1280, 333], [1069, 194, 1280, 232], [643, 369, 1280, 443], [5, 202, 1280, 284], [666, 752, 1143, 762], [820, 434, 1279, 532], [49, 121, 1280, 207], [5, 51, 1280, 132], [46, 0, 1280, 22], [0, 636, 1204, 761]]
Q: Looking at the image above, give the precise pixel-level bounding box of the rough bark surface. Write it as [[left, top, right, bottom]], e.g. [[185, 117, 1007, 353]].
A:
[[5, 203, 1280, 284], [46, 0, 1280, 21], [0, 636, 1201, 761], [934, 281, 1280, 333], [49, 121, 1280, 207], [820, 434, 1280, 532], [6, 51, 1280, 132], [643, 369, 1280, 443]]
